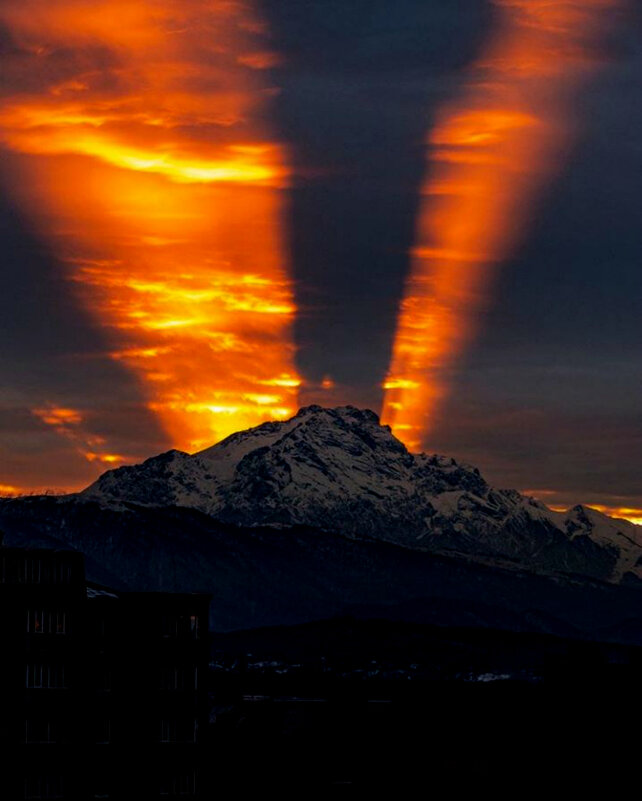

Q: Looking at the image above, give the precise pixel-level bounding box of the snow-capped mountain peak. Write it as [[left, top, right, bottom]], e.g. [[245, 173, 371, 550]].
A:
[[80, 405, 642, 584]]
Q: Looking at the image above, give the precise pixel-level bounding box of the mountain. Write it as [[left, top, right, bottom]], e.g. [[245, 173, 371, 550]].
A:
[[2, 405, 641, 638], [2, 493, 642, 640], [81, 405, 642, 584]]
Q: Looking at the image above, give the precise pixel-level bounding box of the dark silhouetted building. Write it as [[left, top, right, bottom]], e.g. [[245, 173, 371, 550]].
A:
[[0, 545, 210, 799]]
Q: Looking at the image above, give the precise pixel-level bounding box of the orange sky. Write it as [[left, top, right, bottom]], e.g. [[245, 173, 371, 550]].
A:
[[549, 504, 642, 527], [0, 0, 300, 458], [382, 0, 621, 451], [0, 1, 638, 527]]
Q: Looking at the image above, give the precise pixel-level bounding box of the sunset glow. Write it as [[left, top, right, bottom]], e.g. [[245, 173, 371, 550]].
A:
[[382, 0, 620, 450], [0, 0, 300, 454], [550, 505, 642, 527], [32, 406, 125, 466]]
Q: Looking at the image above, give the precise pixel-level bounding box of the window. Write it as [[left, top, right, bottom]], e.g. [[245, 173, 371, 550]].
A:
[[160, 666, 197, 691], [161, 615, 181, 637], [1, 556, 72, 586], [160, 772, 196, 796], [160, 719, 197, 743], [26, 664, 44, 689], [161, 614, 199, 638], [26, 610, 68, 635], [160, 719, 176, 743], [26, 664, 67, 689], [160, 667, 183, 691], [25, 720, 54, 744], [23, 558, 42, 584], [24, 775, 64, 799], [53, 560, 72, 584]]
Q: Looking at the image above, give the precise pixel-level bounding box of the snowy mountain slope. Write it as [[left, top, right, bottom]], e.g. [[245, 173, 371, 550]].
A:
[[2, 495, 642, 638], [80, 405, 642, 583]]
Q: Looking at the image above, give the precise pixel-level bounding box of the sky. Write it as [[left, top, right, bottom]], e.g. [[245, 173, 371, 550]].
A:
[[0, 0, 640, 522]]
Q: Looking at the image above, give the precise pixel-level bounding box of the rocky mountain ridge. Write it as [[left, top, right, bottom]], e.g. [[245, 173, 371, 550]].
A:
[[80, 405, 642, 584]]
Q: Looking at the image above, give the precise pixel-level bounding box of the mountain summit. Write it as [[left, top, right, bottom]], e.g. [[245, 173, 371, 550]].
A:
[[81, 405, 642, 584]]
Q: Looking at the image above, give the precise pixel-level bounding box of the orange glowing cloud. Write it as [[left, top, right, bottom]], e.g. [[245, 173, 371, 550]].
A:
[[550, 504, 642, 527], [0, 484, 22, 497], [0, 0, 300, 453], [32, 406, 124, 466], [594, 508, 642, 527], [382, 0, 621, 451]]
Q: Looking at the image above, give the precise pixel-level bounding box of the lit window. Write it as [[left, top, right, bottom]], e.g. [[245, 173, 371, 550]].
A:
[[26, 610, 68, 635], [56, 611, 66, 634]]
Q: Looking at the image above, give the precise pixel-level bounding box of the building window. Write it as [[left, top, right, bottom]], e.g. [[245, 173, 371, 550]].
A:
[[26, 664, 67, 689], [161, 614, 200, 638], [160, 719, 197, 743], [53, 560, 72, 584], [160, 772, 196, 796], [24, 775, 64, 799], [160, 719, 176, 743], [160, 667, 180, 691], [161, 615, 181, 637], [22, 558, 42, 584], [160, 666, 199, 691], [25, 720, 54, 743], [13, 557, 72, 585], [26, 610, 68, 635], [26, 664, 44, 689]]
